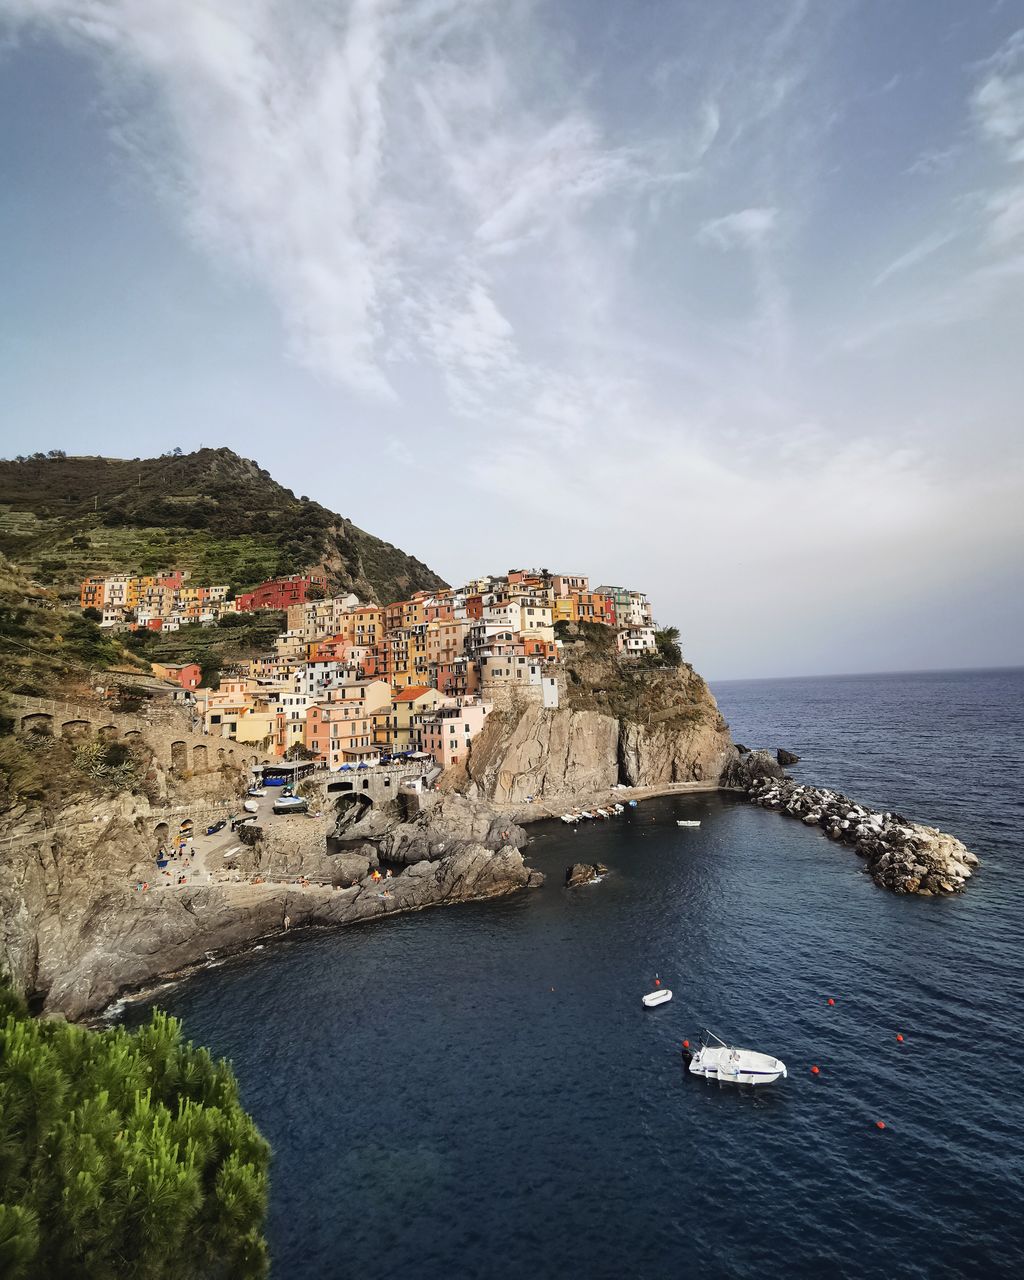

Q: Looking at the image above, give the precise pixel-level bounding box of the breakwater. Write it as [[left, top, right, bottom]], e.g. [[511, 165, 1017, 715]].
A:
[[741, 771, 979, 894]]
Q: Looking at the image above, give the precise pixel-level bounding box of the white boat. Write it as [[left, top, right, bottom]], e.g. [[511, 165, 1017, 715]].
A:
[[642, 989, 673, 1008], [273, 795, 308, 814], [676, 820, 701, 828], [684, 1031, 787, 1085]]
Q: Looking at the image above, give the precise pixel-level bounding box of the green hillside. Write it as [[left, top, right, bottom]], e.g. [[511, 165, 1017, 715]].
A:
[[0, 447, 448, 605]]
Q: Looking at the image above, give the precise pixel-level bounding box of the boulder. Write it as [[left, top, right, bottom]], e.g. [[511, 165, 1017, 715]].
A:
[[776, 748, 800, 766], [565, 862, 607, 887]]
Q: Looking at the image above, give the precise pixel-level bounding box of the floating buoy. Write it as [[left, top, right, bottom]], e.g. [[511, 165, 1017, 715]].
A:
[[827, 998, 835, 1006], [655, 978, 662, 987], [896, 1033, 904, 1043], [682, 1039, 690, 1049], [875, 1120, 886, 1130], [810, 1065, 820, 1075]]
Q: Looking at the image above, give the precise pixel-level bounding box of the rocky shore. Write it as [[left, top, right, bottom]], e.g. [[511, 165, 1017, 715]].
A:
[[0, 787, 539, 1020], [729, 751, 979, 895]]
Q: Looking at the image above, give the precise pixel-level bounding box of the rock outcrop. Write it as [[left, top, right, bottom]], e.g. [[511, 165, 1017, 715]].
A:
[[776, 747, 800, 766], [0, 779, 536, 1020], [742, 774, 979, 895], [461, 654, 735, 805], [565, 862, 608, 887]]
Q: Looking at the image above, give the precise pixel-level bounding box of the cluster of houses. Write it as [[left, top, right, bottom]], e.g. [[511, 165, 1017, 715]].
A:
[[89, 566, 659, 773], [79, 570, 327, 630]]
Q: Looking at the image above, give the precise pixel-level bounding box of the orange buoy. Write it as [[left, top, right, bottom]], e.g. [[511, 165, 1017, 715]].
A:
[[655, 978, 661, 987], [810, 1065, 820, 1075], [827, 998, 835, 1006], [896, 1033, 904, 1043], [875, 1120, 886, 1130], [682, 1039, 690, 1049]]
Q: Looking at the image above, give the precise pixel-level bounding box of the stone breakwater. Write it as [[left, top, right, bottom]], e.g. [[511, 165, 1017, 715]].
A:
[[744, 775, 979, 895]]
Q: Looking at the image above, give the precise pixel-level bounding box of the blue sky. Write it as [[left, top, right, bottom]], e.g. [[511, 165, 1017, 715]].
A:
[[1, 0, 1022, 679]]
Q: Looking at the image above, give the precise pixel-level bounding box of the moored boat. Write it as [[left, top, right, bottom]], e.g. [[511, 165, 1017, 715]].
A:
[[676, 820, 701, 828], [642, 989, 673, 1008], [683, 1031, 786, 1085]]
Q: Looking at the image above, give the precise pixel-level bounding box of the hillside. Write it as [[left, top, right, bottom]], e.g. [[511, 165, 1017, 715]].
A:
[[0, 447, 447, 605]]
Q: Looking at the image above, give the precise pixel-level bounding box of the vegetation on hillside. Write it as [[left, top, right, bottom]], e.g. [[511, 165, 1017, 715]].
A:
[[0, 555, 147, 699], [0, 447, 447, 605], [126, 610, 287, 687], [559, 621, 713, 727], [0, 983, 269, 1279]]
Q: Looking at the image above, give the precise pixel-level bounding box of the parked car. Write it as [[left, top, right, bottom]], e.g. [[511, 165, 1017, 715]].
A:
[[205, 819, 227, 835]]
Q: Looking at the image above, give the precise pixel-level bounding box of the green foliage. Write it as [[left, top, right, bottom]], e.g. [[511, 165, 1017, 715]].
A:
[[82, 605, 103, 623], [72, 737, 147, 791], [655, 626, 683, 667], [0, 986, 270, 1279]]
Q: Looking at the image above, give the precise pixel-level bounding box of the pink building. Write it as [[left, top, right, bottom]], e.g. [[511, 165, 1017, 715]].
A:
[[420, 699, 492, 770]]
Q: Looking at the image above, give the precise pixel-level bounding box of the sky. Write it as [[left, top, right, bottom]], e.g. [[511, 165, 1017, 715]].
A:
[[0, 0, 1022, 680]]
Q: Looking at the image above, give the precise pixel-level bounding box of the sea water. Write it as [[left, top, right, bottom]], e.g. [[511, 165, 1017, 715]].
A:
[[124, 668, 1024, 1278]]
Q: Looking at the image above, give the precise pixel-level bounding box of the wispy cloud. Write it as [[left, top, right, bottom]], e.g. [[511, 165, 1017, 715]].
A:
[[698, 206, 779, 250], [873, 229, 957, 287]]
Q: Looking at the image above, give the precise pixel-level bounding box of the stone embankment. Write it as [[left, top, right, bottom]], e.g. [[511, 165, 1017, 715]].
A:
[[738, 766, 979, 896]]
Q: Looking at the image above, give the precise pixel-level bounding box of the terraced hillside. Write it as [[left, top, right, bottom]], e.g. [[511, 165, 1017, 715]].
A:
[[0, 448, 447, 605]]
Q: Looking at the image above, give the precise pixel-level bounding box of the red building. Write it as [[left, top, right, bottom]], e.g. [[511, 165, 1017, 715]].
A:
[[152, 661, 201, 690], [236, 572, 328, 612]]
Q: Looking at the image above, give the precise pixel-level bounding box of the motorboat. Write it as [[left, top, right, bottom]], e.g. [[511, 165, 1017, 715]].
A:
[[642, 989, 673, 1008], [683, 1031, 787, 1085], [273, 795, 308, 815], [676, 820, 701, 828]]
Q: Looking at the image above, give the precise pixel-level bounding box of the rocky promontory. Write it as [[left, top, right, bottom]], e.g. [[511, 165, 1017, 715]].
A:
[[458, 646, 734, 806], [728, 753, 979, 895]]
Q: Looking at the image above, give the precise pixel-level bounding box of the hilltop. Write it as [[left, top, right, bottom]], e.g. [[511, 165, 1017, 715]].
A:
[[0, 447, 447, 605]]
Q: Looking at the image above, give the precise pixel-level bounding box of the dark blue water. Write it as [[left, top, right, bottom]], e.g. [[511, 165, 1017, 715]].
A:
[[125, 668, 1024, 1278]]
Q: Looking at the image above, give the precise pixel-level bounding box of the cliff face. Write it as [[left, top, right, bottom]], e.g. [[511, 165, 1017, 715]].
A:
[[0, 773, 533, 1020], [461, 651, 736, 805]]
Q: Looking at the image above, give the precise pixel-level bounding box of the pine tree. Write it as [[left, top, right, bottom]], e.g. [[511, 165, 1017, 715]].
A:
[[0, 982, 270, 1278]]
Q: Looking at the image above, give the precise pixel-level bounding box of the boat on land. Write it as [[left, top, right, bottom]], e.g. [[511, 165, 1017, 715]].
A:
[[676, 820, 701, 828], [642, 988, 672, 1008], [683, 1031, 787, 1085], [273, 795, 308, 815]]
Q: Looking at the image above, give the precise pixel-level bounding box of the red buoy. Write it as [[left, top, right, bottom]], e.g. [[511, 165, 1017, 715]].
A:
[[810, 1065, 820, 1075], [655, 978, 661, 987], [896, 1033, 904, 1043], [827, 998, 835, 1006], [875, 1121, 886, 1130], [682, 1040, 690, 1049]]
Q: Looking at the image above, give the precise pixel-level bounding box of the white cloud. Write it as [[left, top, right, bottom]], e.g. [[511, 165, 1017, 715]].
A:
[[873, 230, 957, 287], [698, 206, 778, 250]]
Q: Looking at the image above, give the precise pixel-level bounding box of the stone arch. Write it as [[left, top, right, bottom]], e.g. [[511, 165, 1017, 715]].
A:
[[154, 821, 170, 849], [61, 719, 92, 740], [98, 724, 119, 741], [192, 744, 208, 772], [21, 712, 52, 735], [123, 728, 142, 740], [170, 741, 188, 774], [217, 747, 226, 762]]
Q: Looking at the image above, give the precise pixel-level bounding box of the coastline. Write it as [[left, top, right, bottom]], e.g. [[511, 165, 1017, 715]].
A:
[[503, 780, 725, 825]]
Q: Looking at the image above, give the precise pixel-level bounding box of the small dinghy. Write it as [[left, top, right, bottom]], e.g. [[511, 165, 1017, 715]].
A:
[[676, 820, 701, 828], [683, 1030, 786, 1085], [642, 989, 673, 1008]]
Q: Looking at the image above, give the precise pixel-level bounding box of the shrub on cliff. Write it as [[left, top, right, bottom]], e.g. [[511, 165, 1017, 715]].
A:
[[0, 984, 270, 1279]]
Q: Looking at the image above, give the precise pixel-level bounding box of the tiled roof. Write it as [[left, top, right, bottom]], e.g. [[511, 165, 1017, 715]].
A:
[[393, 685, 434, 702]]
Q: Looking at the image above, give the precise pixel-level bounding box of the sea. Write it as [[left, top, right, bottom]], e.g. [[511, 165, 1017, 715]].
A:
[[123, 668, 1024, 1279]]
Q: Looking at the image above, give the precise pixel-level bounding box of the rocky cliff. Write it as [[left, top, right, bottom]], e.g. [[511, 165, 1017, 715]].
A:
[[0, 768, 535, 1019], [460, 648, 736, 806]]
